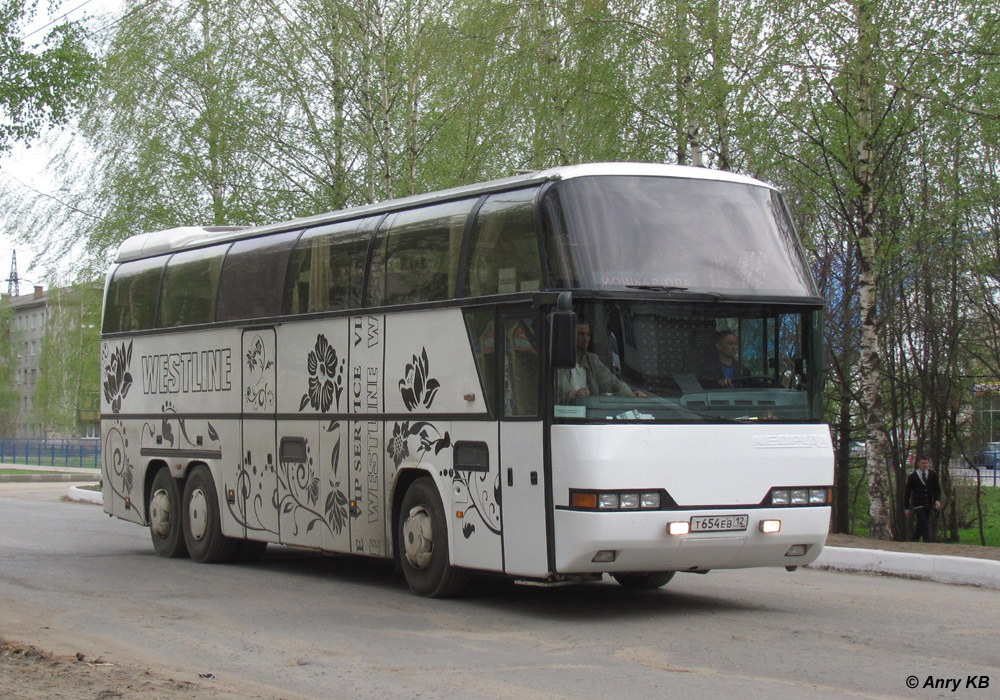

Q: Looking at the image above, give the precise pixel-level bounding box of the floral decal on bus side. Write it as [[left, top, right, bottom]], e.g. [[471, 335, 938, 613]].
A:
[[391, 346, 501, 541], [399, 348, 440, 411], [102, 341, 134, 414], [228, 449, 276, 537], [227, 421, 350, 539], [387, 420, 452, 469], [453, 469, 501, 538], [299, 334, 345, 413], [388, 346, 451, 469], [103, 419, 135, 514], [143, 401, 221, 456], [244, 333, 275, 411]]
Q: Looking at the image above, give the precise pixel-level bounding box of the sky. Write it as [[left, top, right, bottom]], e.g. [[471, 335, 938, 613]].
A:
[[0, 0, 123, 292]]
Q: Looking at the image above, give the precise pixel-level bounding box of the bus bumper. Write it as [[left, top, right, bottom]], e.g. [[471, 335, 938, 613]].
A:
[[552, 506, 830, 574]]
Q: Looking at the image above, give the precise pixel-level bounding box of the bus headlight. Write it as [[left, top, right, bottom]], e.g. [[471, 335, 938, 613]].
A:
[[667, 521, 691, 536], [619, 493, 640, 509], [809, 488, 830, 505], [759, 519, 782, 534], [570, 489, 666, 511], [768, 487, 831, 507]]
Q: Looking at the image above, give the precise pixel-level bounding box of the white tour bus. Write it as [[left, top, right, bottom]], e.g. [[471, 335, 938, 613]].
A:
[[100, 163, 832, 597]]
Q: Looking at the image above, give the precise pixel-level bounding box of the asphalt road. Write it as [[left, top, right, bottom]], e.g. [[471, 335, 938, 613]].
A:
[[1, 483, 998, 699]]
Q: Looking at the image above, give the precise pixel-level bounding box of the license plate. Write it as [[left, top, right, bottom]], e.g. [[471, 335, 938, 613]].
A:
[[690, 514, 748, 532]]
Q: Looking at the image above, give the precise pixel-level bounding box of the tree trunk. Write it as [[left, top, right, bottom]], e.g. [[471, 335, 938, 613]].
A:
[[855, 0, 893, 539], [834, 403, 852, 533]]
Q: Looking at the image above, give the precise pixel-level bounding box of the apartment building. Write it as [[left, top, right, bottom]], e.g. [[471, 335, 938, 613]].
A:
[[3, 284, 100, 439]]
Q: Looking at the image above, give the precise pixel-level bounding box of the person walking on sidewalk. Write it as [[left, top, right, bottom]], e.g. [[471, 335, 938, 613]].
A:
[[904, 454, 942, 542]]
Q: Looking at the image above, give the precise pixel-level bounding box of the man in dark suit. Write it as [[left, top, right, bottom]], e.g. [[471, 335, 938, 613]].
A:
[[903, 454, 942, 542]]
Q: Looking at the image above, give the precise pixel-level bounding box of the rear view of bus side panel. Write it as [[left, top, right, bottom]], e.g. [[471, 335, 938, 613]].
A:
[[100, 330, 243, 534]]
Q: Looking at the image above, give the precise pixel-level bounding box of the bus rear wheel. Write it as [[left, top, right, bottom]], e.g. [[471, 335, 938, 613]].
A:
[[182, 465, 237, 563], [148, 468, 188, 558], [398, 478, 469, 598], [612, 572, 675, 589]]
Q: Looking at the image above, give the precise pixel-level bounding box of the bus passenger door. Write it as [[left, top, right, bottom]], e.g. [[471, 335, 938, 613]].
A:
[[238, 328, 279, 541], [499, 312, 549, 577]]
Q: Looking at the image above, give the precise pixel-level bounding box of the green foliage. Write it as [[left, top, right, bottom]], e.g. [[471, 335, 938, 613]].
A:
[[953, 481, 1000, 547], [32, 283, 101, 435], [0, 0, 95, 155]]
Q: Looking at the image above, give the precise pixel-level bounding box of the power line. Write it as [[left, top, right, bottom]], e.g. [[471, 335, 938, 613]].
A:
[[86, 0, 161, 40], [21, 0, 101, 41]]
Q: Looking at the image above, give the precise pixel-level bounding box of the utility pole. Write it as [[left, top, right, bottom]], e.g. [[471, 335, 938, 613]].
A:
[[6, 251, 20, 296]]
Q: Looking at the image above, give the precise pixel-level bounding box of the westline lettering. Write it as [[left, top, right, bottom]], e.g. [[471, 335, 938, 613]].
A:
[[140, 349, 233, 395]]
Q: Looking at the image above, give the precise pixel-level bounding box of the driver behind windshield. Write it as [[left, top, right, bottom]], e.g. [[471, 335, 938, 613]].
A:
[[698, 330, 750, 388], [557, 321, 645, 400]]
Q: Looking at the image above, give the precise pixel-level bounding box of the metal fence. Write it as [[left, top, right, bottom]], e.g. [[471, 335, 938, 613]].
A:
[[951, 466, 1000, 488], [0, 438, 101, 469]]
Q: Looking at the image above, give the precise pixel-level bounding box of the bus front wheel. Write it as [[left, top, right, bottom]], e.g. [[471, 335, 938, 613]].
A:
[[148, 468, 188, 558], [182, 465, 237, 563], [612, 572, 675, 589], [398, 478, 469, 598]]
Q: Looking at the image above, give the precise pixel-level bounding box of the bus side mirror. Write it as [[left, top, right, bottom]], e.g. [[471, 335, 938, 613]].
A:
[[549, 293, 576, 369]]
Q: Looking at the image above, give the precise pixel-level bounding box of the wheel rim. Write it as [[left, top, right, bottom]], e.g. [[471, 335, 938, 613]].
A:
[[402, 504, 434, 570], [188, 488, 208, 542], [149, 488, 172, 537]]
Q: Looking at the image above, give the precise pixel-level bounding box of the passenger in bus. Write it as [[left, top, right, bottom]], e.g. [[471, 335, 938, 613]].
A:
[[698, 330, 750, 388], [557, 321, 645, 400]]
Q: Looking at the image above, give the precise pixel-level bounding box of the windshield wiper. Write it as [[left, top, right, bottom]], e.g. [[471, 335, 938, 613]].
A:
[[626, 284, 688, 292], [625, 284, 727, 301]]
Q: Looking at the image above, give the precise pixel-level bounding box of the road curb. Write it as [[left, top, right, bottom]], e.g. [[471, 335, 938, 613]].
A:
[[0, 473, 99, 483], [67, 485, 103, 505], [808, 545, 1000, 590]]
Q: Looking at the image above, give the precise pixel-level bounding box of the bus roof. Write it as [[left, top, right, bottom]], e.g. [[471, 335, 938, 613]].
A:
[[113, 163, 773, 263]]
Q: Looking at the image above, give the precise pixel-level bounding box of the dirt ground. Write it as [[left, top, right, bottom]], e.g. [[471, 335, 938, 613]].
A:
[[3, 533, 996, 699], [0, 638, 292, 700]]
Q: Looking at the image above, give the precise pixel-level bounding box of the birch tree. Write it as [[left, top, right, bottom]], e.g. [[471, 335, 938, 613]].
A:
[[0, 0, 95, 155]]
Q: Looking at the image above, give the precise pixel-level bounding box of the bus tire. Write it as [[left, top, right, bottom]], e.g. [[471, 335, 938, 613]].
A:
[[612, 571, 675, 589], [182, 465, 237, 563], [398, 478, 469, 598], [148, 468, 188, 558]]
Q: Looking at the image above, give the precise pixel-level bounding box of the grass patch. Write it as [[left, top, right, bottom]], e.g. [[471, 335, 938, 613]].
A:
[[953, 483, 1000, 546], [0, 468, 96, 477], [844, 458, 1000, 546], [0, 461, 99, 469]]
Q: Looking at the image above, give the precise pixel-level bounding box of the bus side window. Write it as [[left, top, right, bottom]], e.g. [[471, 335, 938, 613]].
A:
[[103, 257, 165, 333], [369, 199, 472, 306], [158, 245, 228, 328], [463, 188, 541, 297], [217, 229, 299, 322], [504, 317, 539, 418], [284, 218, 375, 315], [463, 308, 497, 415]]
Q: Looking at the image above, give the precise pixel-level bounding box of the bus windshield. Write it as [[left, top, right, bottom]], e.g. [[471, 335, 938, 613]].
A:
[[553, 300, 823, 423], [543, 175, 818, 298]]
